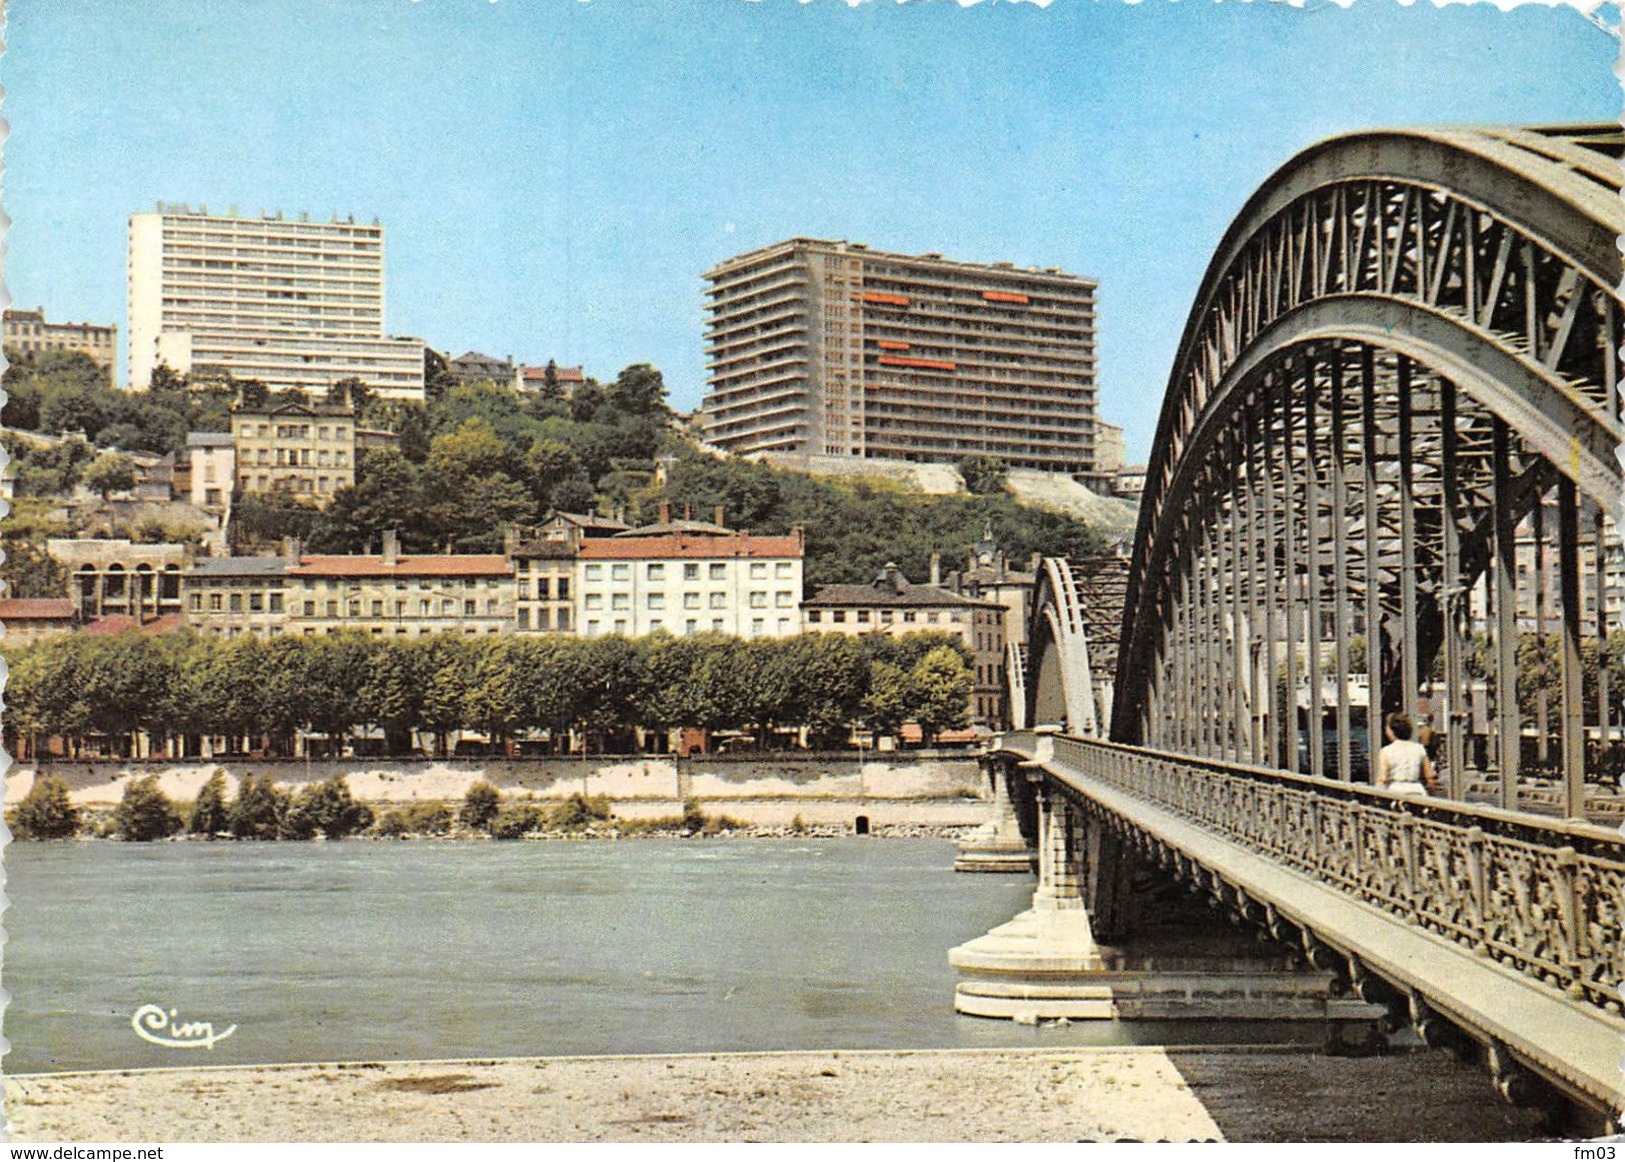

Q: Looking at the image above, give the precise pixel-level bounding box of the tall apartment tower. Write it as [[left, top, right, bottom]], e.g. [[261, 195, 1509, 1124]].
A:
[[701, 239, 1100, 477], [127, 204, 426, 398]]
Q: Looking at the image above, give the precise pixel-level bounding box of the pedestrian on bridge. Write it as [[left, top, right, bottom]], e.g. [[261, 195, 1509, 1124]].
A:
[[1376, 713, 1439, 797]]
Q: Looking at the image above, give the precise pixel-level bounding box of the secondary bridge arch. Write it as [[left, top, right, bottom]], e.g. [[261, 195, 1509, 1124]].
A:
[[1112, 124, 1625, 810]]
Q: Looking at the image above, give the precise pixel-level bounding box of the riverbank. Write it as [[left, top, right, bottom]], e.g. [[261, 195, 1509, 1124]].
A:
[[3, 1046, 1547, 1142]]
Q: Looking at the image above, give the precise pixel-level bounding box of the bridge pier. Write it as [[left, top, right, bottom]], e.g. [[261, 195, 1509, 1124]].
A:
[[953, 753, 1036, 873], [950, 780, 1115, 1021]]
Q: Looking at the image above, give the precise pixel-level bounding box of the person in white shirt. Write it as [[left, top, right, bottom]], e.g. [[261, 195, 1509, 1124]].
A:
[[1375, 712, 1438, 797]]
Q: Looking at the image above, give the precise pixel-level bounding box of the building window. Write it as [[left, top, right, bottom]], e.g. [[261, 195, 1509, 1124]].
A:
[[856, 610, 870, 623], [903, 612, 917, 623], [612, 564, 630, 581], [709, 563, 726, 580], [536, 577, 551, 600], [684, 563, 700, 581], [749, 591, 767, 608], [249, 593, 264, 613], [586, 594, 604, 611], [587, 620, 600, 636], [683, 592, 700, 610], [928, 612, 940, 623], [269, 593, 283, 613], [647, 593, 665, 610], [556, 608, 570, 630], [585, 564, 603, 581], [808, 610, 822, 623], [647, 563, 665, 581], [709, 592, 726, 610], [749, 563, 767, 579], [776, 562, 793, 578], [304, 600, 316, 616], [776, 591, 793, 608], [228, 593, 242, 612], [557, 578, 569, 599], [614, 619, 627, 634], [777, 618, 790, 634], [189, 593, 202, 612], [611, 593, 630, 611], [751, 618, 764, 636], [712, 618, 724, 632], [327, 601, 339, 617], [833, 611, 846, 623], [419, 600, 431, 615], [650, 619, 663, 632], [464, 600, 476, 616]]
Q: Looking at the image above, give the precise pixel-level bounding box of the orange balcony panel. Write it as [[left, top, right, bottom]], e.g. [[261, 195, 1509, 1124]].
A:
[[877, 340, 911, 351], [982, 290, 1030, 305], [862, 292, 911, 306], [879, 355, 957, 372]]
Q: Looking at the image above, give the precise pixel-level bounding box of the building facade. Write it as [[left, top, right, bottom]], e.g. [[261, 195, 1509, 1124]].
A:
[[230, 402, 375, 503], [802, 564, 1007, 729], [576, 531, 805, 639], [127, 205, 425, 397], [285, 533, 514, 636], [702, 238, 1100, 478], [3, 308, 118, 370], [186, 432, 236, 513], [48, 539, 188, 622], [0, 598, 79, 649], [185, 556, 290, 636]]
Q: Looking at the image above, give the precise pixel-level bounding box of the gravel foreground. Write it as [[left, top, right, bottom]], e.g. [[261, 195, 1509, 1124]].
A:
[[4, 1045, 1548, 1143]]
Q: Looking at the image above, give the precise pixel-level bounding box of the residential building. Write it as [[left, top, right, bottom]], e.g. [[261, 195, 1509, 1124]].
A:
[[127, 204, 425, 397], [519, 363, 586, 396], [185, 556, 290, 637], [575, 528, 805, 639], [802, 563, 1007, 729], [187, 432, 236, 513], [701, 238, 1100, 479], [285, 531, 513, 636], [941, 526, 1041, 653], [230, 401, 371, 504], [446, 351, 521, 391], [0, 598, 78, 649], [48, 539, 188, 622], [510, 535, 575, 634], [3, 307, 117, 370]]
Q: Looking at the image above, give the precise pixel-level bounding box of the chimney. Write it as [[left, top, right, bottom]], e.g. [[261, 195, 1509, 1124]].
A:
[[714, 505, 726, 529], [283, 536, 304, 563], [929, 551, 942, 587], [382, 529, 400, 567], [659, 500, 672, 524]]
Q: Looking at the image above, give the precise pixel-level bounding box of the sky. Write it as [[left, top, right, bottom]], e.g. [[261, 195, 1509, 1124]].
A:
[[2, 0, 1616, 463]]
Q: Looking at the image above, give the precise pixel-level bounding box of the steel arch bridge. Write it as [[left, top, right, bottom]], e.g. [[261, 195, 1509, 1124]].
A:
[[1115, 124, 1623, 810], [973, 125, 1625, 1126]]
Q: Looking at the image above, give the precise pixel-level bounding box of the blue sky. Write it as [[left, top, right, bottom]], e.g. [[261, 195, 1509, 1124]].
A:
[[3, 0, 1615, 461]]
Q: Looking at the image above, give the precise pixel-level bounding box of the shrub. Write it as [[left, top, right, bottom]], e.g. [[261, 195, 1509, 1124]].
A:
[[489, 803, 547, 839], [790, 814, 808, 835], [681, 797, 708, 832], [701, 813, 749, 836], [549, 792, 612, 829], [115, 775, 184, 842], [282, 776, 374, 840], [460, 780, 502, 830], [229, 773, 288, 840], [190, 771, 231, 835], [9, 773, 80, 839], [374, 802, 454, 837]]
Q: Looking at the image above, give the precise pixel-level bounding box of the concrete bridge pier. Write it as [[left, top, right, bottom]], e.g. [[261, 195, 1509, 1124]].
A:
[[953, 752, 1036, 873], [949, 771, 1116, 1021]]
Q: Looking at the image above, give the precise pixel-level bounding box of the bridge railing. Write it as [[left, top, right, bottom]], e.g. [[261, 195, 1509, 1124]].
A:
[[998, 732, 1625, 1014]]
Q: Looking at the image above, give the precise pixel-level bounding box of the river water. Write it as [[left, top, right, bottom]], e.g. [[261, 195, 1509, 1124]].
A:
[[6, 839, 1300, 1074]]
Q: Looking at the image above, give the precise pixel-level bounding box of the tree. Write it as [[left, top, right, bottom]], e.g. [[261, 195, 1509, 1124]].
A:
[[541, 359, 563, 401], [958, 455, 1010, 495], [115, 775, 184, 841], [80, 451, 138, 499], [282, 776, 373, 839], [604, 363, 668, 416], [328, 377, 372, 413], [229, 773, 288, 839], [461, 780, 502, 830], [190, 771, 231, 835], [9, 773, 80, 839], [910, 645, 973, 742], [862, 662, 915, 739]]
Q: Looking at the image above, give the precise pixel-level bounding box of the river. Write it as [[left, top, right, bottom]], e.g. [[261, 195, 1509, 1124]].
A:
[[6, 838, 1308, 1074]]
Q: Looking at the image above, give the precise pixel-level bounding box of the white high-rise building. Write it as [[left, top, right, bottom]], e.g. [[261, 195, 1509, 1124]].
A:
[[127, 204, 426, 398]]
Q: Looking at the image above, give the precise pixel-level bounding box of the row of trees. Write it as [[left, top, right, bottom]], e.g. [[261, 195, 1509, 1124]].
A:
[[4, 629, 977, 759]]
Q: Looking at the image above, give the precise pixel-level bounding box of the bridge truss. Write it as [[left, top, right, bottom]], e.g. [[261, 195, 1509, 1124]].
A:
[[1113, 125, 1624, 819]]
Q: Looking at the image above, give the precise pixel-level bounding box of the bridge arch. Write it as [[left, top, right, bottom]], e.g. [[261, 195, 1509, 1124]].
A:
[[1112, 124, 1624, 808]]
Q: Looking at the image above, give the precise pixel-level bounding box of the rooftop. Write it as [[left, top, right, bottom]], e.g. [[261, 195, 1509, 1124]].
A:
[[580, 533, 804, 561], [0, 598, 76, 620], [186, 432, 234, 448], [805, 565, 1001, 609], [288, 554, 510, 578], [189, 556, 291, 577]]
